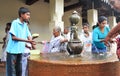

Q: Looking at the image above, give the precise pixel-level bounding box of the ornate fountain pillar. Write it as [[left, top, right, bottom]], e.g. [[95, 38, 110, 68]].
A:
[[87, 9, 98, 31], [49, 0, 64, 34], [108, 16, 117, 29], [67, 11, 83, 55]]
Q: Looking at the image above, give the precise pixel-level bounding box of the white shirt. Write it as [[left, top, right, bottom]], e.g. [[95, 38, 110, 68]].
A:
[[48, 35, 64, 53], [79, 32, 92, 52], [24, 43, 31, 53], [60, 32, 70, 51]]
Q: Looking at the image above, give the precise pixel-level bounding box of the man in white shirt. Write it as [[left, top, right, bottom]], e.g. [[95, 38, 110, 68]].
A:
[[60, 27, 70, 52], [79, 23, 92, 53]]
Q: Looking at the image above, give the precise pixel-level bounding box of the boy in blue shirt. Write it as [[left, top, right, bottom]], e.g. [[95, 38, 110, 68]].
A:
[[6, 7, 35, 76]]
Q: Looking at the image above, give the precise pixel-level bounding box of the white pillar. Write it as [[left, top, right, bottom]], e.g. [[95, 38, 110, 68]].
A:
[[108, 16, 117, 29], [87, 9, 98, 31], [49, 0, 64, 34], [77, 16, 82, 32]]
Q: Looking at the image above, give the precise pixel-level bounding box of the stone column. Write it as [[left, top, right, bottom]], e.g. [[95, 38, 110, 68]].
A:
[[108, 16, 117, 29], [87, 9, 98, 31], [49, 0, 64, 34], [77, 16, 82, 32]]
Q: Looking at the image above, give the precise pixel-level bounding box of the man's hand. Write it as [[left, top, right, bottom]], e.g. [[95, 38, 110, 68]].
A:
[[25, 44, 32, 50], [27, 40, 36, 49], [101, 37, 111, 46]]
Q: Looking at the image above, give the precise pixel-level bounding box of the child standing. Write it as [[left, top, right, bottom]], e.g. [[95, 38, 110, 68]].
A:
[[1, 22, 11, 63], [6, 7, 35, 76]]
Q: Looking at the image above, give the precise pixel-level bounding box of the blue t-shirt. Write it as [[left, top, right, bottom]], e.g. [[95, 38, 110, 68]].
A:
[[92, 26, 110, 49], [6, 18, 31, 54]]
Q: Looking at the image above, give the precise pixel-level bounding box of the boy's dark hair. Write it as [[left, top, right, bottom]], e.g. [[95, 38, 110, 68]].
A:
[[5, 22, 11, 33], [82, 23, 89, 27], [92, 24, 98, 30], [18, 7, 30, 17], [98, 16, 107, 23], [6, 22, 11, 26]]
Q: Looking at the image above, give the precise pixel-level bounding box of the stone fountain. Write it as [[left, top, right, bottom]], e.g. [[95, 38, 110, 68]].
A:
[[28, 11, 119, 76], [67, 11, 83, 55]]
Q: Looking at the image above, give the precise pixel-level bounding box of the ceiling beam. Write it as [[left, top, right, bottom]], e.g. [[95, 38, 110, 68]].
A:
[[64, 2, 82, 12], [26, 0, 39, 5], [44, 0, 71, 3]]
